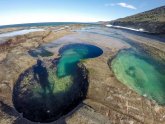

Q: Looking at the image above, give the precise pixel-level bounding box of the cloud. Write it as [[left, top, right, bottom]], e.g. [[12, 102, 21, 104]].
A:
[[105, 2, 137, 10], [117, 3, 137, 9]]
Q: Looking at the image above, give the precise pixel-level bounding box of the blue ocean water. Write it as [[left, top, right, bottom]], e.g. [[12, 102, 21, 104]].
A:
[[0, 22, 93, 29]]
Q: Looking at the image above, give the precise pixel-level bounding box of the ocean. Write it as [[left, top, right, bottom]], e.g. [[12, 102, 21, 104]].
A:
[[0, 22, 93, 29]]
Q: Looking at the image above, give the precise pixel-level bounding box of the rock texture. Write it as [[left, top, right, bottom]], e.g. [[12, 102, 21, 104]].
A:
[[69, 31, 165, 124], [83, 49, 165, 124]]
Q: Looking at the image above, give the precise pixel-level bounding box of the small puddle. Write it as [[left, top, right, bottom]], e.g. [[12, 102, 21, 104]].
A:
[[111, 49, 165, 105], [13, 43, 103, 122]]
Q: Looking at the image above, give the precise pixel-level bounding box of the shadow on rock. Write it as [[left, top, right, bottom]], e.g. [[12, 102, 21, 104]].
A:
[[33, 60, 52, 95], [0, 101, 19, 118]]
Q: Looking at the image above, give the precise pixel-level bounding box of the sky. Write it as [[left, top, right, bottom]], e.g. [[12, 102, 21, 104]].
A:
[[0, 0, 165, 26]]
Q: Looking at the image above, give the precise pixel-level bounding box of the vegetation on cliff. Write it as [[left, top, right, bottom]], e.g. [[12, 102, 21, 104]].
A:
[[109, 6, 165, 34]]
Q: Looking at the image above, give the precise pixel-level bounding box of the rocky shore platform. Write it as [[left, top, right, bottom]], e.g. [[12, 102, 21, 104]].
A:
[[0, 25, 165, 124]]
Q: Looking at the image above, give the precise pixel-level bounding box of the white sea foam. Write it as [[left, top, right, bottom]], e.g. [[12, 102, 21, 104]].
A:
[[106, 24, 148, 33]]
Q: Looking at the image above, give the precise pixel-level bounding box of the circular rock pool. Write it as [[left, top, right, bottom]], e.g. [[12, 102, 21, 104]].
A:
[[111, 49, 165, 105], [13, 43, 103, 122]]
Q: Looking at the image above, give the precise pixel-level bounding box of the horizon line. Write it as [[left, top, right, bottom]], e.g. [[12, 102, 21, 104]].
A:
[[0, 21, 106, 27]]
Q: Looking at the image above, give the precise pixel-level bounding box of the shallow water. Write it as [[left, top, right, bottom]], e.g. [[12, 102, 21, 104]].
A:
[[0, 28, 44, 38], [111, 49, 165, 104], [28, 48, 54, 57], [57, 44, 103, 77]]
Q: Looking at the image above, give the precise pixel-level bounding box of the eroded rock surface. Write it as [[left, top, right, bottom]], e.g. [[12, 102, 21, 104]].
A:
[[0, 26, 165, 124]]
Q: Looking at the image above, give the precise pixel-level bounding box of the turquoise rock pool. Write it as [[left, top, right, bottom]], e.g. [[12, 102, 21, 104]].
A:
[[57, 44, 104, 77], [111, 49, 165, 105], [13, 43, 103, 122]]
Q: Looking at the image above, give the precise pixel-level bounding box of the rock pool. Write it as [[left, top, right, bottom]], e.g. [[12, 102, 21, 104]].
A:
[[111, 49, 165, 105], [57, 43, 104, 77], [13, 43, 103, 122]]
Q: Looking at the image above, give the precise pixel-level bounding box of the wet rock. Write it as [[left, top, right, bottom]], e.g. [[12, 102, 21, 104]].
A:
[[43, 31, 57, 42]]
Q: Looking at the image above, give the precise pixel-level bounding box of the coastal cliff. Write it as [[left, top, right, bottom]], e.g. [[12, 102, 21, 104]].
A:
[[107, 6, 165, 34]]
